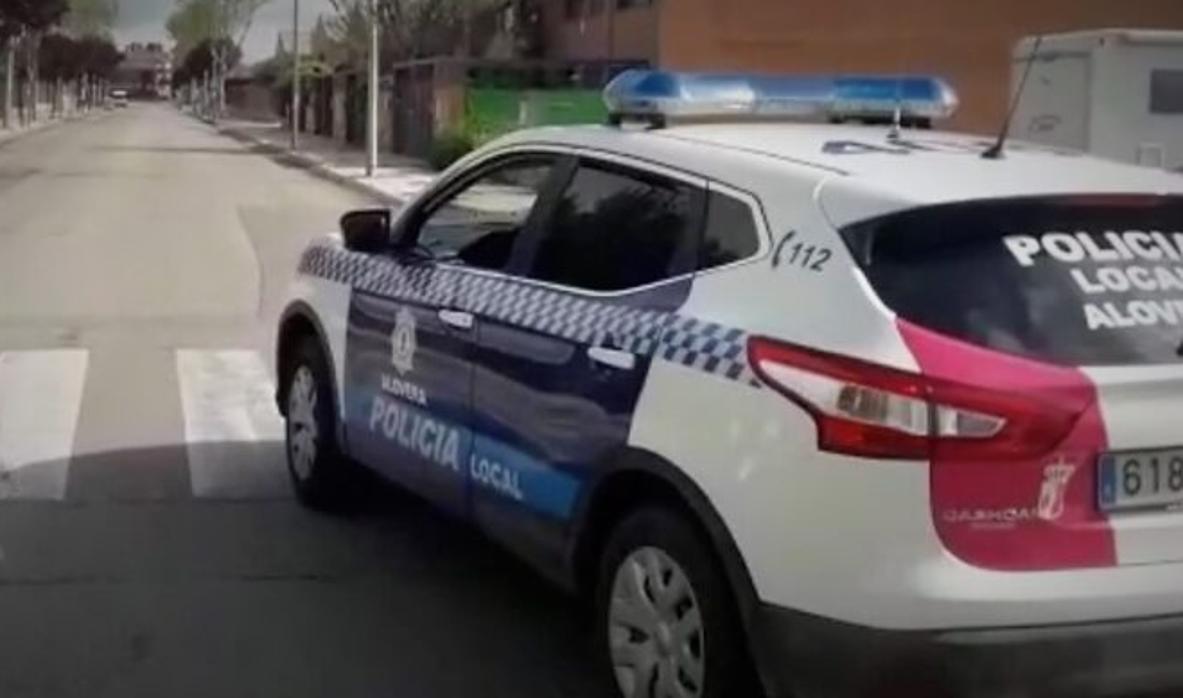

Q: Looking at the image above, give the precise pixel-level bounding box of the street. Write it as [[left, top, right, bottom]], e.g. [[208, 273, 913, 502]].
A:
[[0, 103, 601, 698]]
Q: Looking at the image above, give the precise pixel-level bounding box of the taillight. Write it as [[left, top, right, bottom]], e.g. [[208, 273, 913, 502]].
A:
[[746, 337, 1081, 460]]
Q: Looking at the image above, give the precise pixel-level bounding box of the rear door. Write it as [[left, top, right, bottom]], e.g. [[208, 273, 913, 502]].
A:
[[842, 194, 1183, 570], [461, 156, 708, 568]]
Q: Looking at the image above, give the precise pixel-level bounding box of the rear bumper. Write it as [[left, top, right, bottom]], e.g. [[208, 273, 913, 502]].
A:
[[755, 604, 1183, 698]]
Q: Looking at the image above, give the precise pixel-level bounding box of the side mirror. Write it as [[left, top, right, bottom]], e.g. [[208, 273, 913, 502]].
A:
[[339, 209, 391, 253]]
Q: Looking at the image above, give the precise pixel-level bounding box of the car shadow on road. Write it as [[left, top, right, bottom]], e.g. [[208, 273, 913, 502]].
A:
[[0, 441, 605, 698]]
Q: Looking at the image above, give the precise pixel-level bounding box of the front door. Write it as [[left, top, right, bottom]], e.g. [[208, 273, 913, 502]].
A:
[[346, 153, 567, 517], [344, 266, 471, 516]]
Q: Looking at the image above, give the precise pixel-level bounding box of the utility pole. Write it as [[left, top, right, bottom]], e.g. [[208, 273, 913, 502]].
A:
[[365, 0, 379, 177], [291, 0, 300, 149]]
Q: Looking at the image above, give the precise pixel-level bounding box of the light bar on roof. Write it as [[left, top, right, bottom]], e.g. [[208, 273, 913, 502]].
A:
[[603, 70, 959, 124]]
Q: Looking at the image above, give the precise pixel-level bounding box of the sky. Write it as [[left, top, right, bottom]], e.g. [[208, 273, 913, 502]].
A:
[[113, 0, 338, 62]]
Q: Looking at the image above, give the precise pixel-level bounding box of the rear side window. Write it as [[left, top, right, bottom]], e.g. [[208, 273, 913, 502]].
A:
[[699, 191, 760, 270], [842, 196, 1183, 366], [528, 163, 698, 291]]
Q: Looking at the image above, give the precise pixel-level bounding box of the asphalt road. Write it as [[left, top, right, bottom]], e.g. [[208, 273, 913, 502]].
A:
[[0, 103, 602, 698]]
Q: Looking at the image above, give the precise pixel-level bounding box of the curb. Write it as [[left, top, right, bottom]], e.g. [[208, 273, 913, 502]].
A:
[[217, 123, 409, 208]]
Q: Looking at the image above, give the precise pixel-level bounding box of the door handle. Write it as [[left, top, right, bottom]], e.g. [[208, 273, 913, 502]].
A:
[[588, 346, 636, 371], [438, 309, 474, 330]]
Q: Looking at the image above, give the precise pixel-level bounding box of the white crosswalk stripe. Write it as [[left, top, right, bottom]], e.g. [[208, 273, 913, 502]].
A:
[[0, 348, 294, 502], [176, 349, 291, 499], [0, 350, 88, 500]]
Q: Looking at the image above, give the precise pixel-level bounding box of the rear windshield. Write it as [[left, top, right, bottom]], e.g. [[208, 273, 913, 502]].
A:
[[842, 195, 1183, 366]]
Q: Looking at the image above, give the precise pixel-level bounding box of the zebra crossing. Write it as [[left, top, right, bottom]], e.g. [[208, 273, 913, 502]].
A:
[[0, 348, 292, 502], [0, 350, 88, 500]]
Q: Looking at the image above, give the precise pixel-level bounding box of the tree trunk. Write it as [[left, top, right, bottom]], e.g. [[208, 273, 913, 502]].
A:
[[463, 7, 474, 58], [214, 47, 227, 123], [23, 34, 37, 125], [2, 40, 13, 130]]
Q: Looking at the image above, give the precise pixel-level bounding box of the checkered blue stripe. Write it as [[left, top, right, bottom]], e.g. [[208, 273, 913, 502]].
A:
[[300, 245, 758, 385]]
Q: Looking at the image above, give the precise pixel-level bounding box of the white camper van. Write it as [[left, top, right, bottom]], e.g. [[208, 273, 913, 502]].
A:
[[1011, 29, 1183, 171]]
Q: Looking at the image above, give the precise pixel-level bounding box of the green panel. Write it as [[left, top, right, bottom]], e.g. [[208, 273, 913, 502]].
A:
[[533, 89, 607, 125], [465, 88, 521, 141], [465, 88, 606, 143]]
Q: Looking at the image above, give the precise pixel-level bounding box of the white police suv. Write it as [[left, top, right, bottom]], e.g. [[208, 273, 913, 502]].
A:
[[275, 71, 1183, 698]]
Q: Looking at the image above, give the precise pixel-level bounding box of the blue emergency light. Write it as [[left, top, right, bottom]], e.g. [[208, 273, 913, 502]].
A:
[[603, 70, 959, 126]]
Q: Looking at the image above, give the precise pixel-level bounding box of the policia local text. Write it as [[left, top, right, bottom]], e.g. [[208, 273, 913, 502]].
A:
[[1004, 230, 1183, 331]]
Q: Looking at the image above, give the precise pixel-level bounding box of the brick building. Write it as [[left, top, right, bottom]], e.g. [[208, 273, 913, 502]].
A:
[[541, 0, 1183, 132]]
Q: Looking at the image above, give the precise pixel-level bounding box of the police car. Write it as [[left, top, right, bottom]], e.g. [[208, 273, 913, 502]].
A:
[[274, 70, 1183, 698]]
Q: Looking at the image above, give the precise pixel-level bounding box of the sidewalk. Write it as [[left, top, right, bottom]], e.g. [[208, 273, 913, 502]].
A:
[[216, 116, 438, 208], [0, 109, 103, 148]]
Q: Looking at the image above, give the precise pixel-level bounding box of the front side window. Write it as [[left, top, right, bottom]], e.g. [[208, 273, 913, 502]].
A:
[[415, 157, 557, 271], [527, 163, 698, 292]]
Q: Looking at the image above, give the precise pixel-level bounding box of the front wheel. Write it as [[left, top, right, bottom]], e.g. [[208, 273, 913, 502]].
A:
[[284, 337, 356, 510], [595, 507, 755, 698]]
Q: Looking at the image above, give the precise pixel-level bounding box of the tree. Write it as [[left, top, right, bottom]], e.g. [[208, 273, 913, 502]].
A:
[[38, 31, 80, 114], [324, 0, 369, 67], [166, 0, 270, 119], [165, 0, 218, 67], [1, 0, 70, 125], [76, 34, 120, 78], [38, 33, 83, 81], [0, 0, 69, 34], [324, 0, 506, 70], [174, 37, 241, 84], [309, 14, 337, 63], [63, 0, 118, 38], [35, 31, 118, 111]]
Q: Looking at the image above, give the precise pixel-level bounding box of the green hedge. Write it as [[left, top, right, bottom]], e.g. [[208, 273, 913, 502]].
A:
[[429, 130, 475, 171]]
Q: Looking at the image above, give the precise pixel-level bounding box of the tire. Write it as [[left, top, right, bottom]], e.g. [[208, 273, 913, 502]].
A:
[[283, 336, 356, 511], [595, 506, 756, 698]]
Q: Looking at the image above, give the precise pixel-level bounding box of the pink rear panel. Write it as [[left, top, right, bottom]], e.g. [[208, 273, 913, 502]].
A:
[[899, 320, 1117, 571]]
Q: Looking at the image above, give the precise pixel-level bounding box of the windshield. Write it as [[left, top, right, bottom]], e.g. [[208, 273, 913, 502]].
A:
[[842, 195, 1183, 366]]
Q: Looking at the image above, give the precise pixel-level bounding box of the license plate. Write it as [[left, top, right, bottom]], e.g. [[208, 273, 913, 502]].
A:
[[1098, 448, 1183, 512]]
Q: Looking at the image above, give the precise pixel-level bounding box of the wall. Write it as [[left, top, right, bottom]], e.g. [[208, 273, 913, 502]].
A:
[[658, 0, 1183, 133], [543, 3, 659, 62], [225, 81, 275, 122]]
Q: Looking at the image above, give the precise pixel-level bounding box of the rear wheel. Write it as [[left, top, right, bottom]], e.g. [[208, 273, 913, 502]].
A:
[[595, 507, 753, 698], [284, 337, 355, 510]]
